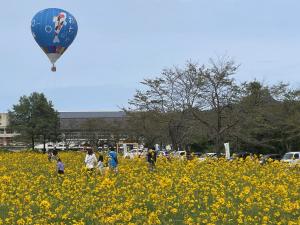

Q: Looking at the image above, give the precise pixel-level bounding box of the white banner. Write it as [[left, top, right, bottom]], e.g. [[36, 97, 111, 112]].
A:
[[224, 143, 230, 160], [123, 144, 127, 154]]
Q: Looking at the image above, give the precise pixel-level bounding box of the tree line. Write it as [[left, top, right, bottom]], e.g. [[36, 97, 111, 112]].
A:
[[125, 58, 300, 155]]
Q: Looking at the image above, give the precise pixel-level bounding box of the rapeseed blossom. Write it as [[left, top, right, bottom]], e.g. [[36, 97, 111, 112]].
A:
[[0, 152, 299, 224]]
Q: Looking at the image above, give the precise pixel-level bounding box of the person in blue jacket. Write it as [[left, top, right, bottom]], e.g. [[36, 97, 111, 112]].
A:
[[108, 146, 118, 173]]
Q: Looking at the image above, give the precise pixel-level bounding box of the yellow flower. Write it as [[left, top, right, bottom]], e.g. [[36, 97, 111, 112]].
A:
[[72, 220, 85, 225], [184, 217, 194, 225], [0, 151, 299, 224], [262, 216, 269, 223], [40, 200, 51, 210], [170, 208, 178, 214], [148, 212, 161, 225], [16, 218, 26, 225]]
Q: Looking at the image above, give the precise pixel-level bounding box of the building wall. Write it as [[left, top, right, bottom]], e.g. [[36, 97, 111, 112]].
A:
[[0, 111, 128, 146], [0, 113, 15, 146], [0, 113, 9, 128], [59, 112, 128, 144]]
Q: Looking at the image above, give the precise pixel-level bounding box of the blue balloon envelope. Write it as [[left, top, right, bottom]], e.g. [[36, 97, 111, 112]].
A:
[[31, 8, 78, 71]]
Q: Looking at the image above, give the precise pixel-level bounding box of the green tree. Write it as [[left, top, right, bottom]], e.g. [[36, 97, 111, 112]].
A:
[[8, 92, 60, 151], [235, 81, 300, 154]]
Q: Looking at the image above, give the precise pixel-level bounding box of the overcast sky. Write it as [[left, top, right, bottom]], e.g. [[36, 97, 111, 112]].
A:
[[1, 0, 300, 112]]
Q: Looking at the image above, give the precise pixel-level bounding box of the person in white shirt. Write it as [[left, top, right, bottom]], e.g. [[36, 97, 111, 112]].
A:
[[84, 149, 97, 171]]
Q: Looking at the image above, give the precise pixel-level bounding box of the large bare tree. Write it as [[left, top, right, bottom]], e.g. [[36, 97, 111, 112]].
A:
[[127, 62, 204, 149], [190, 58, 241, 152]]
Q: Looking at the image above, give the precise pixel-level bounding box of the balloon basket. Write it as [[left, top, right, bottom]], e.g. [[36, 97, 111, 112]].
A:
[[51, 65, 56, 72]]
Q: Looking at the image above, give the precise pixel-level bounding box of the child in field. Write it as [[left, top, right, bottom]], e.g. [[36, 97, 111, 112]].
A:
[[52, 148, 59, 161], [84, 149, 97, 171], [48, 150, 53, 162], [97, 155, 105, 175], [57, 158, 64, 174]]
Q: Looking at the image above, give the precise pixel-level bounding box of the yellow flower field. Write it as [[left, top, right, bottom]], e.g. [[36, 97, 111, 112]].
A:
[[0, 151, 299, 225]]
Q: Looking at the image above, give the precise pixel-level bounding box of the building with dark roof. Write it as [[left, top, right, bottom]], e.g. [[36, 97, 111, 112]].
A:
[[1, 111, 128, 147], [59, 111, 126, 130], [59, 111, 126, 119], [59, 111, 128, 145]]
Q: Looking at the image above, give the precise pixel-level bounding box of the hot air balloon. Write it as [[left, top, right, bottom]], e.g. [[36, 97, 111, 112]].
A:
[[31, 8, 78, 72]]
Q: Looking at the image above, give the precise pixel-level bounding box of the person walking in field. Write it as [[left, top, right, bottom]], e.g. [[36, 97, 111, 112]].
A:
[[147, 147, 157, 171], [108, 146, 118, 173], [57, 158, 64, 174], [48, 150, 53, 162], [84, 149, 97, 171], [97, 154, 105, 175], [52, 147, 59, 161]]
